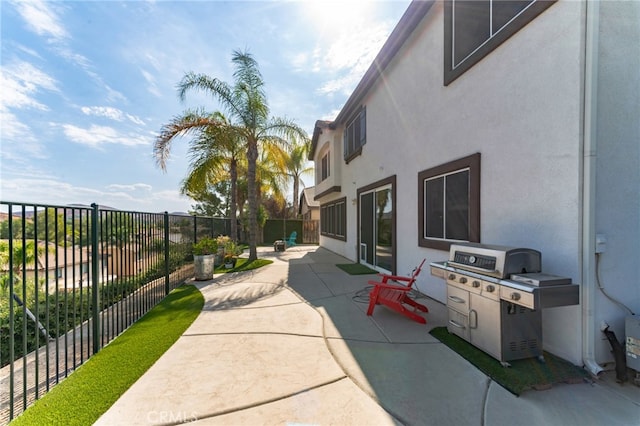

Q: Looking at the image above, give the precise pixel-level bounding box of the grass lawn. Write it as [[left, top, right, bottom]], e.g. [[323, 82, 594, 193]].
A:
[[11, 285, 204, 426], [429, 327, 590, 395]]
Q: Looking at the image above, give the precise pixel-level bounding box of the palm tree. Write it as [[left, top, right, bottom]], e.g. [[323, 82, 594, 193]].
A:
[[155, 50, 307, 261], [179, 112, 243, 241], [280, 139, 313, 218], [257, 143, 288, 209]]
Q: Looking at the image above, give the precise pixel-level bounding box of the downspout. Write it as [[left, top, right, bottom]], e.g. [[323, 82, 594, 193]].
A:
[[581, 0, 603, 377]]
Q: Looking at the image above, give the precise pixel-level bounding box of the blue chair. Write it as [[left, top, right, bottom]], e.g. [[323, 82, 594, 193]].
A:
[[286, 231, 297, 247]]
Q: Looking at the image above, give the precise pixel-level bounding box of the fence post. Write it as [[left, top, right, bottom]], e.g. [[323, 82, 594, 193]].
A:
[[164, 212, 170, 295], [193, 215, 197, 243], [8, 205, 15, 419], [91, 203, 101, 354]]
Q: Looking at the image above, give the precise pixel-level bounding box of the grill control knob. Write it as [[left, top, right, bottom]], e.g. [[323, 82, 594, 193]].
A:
[[448, 274, 456, 280], [486, 285, 495, 292], [510, 292, 521, 301], [459, 277, 467, 284], [472, 280, 481, 288]]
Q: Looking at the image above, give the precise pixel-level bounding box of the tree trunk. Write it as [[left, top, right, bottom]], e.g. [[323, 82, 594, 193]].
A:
[[246, 140, 259, 261], [230, 159, 238, 242], [292, 176, 300, 219]]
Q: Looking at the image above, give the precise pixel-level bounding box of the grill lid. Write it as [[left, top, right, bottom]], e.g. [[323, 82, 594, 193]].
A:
[[448, 242, 541, 279]]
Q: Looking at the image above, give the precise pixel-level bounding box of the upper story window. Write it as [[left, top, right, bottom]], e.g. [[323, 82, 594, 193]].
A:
[[418, 153, 480, 251], [343, 107, 366, 162], [444, 0, 555, 85], [321, 151, 330, 181]]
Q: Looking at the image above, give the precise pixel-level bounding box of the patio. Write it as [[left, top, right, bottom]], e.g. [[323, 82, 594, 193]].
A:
[[96, 245, 639, 425]]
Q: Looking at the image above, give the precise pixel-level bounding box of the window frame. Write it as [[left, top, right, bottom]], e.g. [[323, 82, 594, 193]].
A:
[[444, 0, 556, 85], [320, 197, 347, 241], [418, 153, 480, 251], [343, 107, 366, 163], [321, 151, 330, 181]]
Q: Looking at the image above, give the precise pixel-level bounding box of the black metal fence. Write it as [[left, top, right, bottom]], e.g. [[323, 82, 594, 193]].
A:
[[0, 201, 229, 423]]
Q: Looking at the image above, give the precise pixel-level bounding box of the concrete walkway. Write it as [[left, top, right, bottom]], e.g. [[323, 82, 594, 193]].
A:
[[96, 246, 640, 425]]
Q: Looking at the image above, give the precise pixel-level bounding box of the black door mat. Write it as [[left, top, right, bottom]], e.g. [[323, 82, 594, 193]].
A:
[[429, 327, 592, 396]]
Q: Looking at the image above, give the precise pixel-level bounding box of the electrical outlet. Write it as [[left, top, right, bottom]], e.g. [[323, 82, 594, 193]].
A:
[[596, 233, 607, 254]]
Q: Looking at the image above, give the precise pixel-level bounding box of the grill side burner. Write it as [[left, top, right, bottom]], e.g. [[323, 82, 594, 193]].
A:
[[431, 243, 579, 363]]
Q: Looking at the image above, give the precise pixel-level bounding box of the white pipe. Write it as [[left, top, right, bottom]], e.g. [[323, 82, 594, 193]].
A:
[[581, 0, 603, 377]]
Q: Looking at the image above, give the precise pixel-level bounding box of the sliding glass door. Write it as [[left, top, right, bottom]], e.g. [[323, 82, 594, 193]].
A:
[[359, 184, 393, 272]]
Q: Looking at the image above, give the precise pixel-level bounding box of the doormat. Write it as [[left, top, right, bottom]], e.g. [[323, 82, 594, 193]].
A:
[[336, 263, 378, 275], [429, 327, 591, 396]]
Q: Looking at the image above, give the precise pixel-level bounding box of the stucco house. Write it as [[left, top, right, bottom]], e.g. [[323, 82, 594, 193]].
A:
[[299, 187, 320, 221], [309, 0, 639, 374]]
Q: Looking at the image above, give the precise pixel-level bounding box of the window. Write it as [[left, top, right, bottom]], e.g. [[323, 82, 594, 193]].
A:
[[343, 107, 366, 162], [321, 151, 330, 181], [444, 0, 555, 85], [418, 153, 480, 250], [321, 197, 346, 240]]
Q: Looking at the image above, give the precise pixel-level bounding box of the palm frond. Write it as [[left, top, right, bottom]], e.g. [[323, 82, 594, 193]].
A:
[[154, 109, 223, 171], [178, 72, 246, 125]]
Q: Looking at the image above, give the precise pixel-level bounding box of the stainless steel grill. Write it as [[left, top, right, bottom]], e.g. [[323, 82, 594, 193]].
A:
[[448, 242, 541, 279], [431, 242, 579, 364]]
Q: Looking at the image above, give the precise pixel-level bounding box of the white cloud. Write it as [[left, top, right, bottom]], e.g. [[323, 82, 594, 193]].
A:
[[53, 45, 92, 70], [314, 21, 390, 96], [81, 106, 145, 125], [140, 69, 162, 98], [289, 1, 399, 97], [10, 1, 128, 105], [1, 178, 103, 205], [15, 43, 43, 59], [103, 84, 128, 104], [0, 111, 48, 160], [11, 0, 68, 42], [0, 177, 191, 213], [106, 183, 153, 192], [61, 124, 151, 148], [0, 61, 58, 159], [0, 60, 59, 111]]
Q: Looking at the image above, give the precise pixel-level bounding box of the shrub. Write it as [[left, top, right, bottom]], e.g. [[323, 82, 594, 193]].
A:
[[192, 238, 218, 256]]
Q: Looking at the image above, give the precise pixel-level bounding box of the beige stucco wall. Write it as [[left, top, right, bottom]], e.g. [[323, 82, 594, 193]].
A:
[[593, 0, 640, 363], [332, 0, 586, 364]]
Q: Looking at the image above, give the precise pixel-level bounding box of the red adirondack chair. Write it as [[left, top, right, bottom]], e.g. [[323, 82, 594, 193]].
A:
[[366, 259, 428, 324]]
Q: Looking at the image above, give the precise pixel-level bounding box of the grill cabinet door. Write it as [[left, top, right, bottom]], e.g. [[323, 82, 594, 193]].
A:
[[469, 293, 501, 360]]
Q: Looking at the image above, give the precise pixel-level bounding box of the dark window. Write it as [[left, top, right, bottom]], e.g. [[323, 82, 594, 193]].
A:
[[320, 197, 347, 240], [344, 107, 366, 162], [321, 152, 330, 181], [444, 0, 555, 85], [418, 153, 480, 251]]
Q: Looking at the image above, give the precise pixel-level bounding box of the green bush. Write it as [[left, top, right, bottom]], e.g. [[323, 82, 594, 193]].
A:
[[0, 246, 192, 367]]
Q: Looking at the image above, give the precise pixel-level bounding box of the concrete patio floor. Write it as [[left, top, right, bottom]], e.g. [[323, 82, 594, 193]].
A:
[[96, 245, 640, 425]]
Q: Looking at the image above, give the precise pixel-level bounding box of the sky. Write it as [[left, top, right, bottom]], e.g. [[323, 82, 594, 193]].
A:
[[1, 0, 411, 213]]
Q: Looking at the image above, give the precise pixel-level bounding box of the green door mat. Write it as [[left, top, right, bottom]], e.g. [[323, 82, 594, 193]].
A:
[[336, 263, 378, 275], [429, 327, 591, 396]]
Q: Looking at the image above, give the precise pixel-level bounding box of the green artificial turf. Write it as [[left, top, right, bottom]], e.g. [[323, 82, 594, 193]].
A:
[[429, 327, 590, 395], [11, 285, 204, 426], [336, 263, 378, 275], [214, 258, 273, 273]]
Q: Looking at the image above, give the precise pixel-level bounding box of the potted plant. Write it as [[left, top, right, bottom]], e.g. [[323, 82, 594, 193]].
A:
[[193, 237, 218, 280], [223, 253, 236, 269], [215, 235, 231, 264], [223, 239, 240, 269]]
